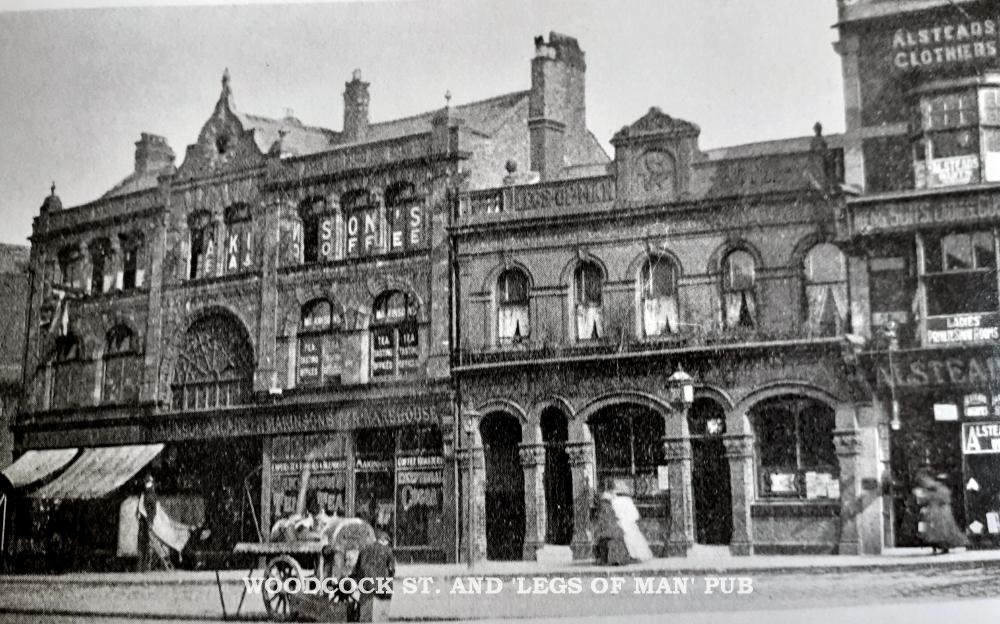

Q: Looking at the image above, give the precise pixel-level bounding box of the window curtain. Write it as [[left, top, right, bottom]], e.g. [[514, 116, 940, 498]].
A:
[[724, 291, 757, 329], [575, 304, 604, 341], [498, 305, 530, 341], [806, 283, 847, 335], [642, 296, 678, 337]]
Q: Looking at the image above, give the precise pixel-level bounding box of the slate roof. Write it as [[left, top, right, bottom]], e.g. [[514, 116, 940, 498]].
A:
[[365, 90, 531, 143], [237, 113, 339, 157], [102, 166, 173, 199]]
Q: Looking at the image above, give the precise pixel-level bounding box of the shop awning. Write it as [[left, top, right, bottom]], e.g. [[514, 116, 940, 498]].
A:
[[31, 444, 163, 500], [1, 448, 79, 489]]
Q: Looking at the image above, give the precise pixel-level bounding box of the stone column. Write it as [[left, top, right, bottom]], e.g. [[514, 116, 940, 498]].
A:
[[566, 441, 595, 560], [723, 434, 755, 556], [833, 428, 862, 555], [663, 437, 694, 556], [108, 235, 123, 292], [458, 444, 487, 563], [519, 443, 547, 560]]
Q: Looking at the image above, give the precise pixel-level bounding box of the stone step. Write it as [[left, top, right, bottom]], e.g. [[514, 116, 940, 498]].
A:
[[535, 544, 574, 564]]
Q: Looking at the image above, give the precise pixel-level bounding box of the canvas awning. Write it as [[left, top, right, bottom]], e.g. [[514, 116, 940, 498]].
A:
[[1, 448, 78, 489], [31, 444, 163, 500]]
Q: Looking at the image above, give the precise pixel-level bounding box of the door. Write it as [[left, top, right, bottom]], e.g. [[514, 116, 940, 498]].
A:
[[541, 407, 573, 545], [689, 398, 733, 545], [481, 413, 524, 560]]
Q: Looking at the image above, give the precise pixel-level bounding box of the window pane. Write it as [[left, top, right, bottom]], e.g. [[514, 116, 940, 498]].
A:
[[499, 270, 528, 304], [926, 272, 998, 315], [942, 233, 974, 270], [930, 130, 978, 158], [302, 300, 333, 331], [575, 263, 603, 305], [724, 251, 755, 291], [973, 231, 995, 269], [641, 257, 676, 297], [805, 244, 845, 283], [799, 407, 836, 468], [755, 404, 797, 469], [591, 416, 631, 471]]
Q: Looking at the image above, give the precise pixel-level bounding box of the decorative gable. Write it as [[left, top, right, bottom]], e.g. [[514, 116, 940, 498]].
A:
[[612, 107, 701, 203]]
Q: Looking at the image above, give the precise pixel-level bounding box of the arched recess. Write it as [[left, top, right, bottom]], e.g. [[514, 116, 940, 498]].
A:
[[540, 404, 574, 545], [168, 308, 255, 411], [734, 382, 852, 430], [480, 410, 525, 560], [688, 396, 733, 545]]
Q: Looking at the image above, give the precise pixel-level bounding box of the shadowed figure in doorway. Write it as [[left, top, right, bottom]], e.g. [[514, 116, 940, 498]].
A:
[[914, 471, 967, 554]]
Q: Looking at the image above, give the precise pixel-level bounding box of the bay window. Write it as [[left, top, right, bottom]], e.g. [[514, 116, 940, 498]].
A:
[[913, 86, 1000, 188]]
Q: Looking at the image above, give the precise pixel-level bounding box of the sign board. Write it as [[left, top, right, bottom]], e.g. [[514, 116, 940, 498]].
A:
[[297, 334, 322, 386], [925, 155, 980, 188], [852, 194, 1000, 235], [934, 403, 959, 422], [371, 326, 395, 377], [388, 204, 424, 252], [963, 422, 1000, 454], [512, 176, 616, 212], [345, 207, 379, 257], [927, 313, 1000, 344], [319, 216, 336, 261], [889, 17, 1000, 72], [397, 321, 419, 371], [657, 465, 670, 490]]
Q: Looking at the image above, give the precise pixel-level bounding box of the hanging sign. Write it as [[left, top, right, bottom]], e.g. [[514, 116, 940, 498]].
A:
[[963, 422, 1000, 454]]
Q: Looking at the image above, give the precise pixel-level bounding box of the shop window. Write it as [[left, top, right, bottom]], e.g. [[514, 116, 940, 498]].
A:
[[355, 428, 396, 539], [271, 434, 347, 521], [574, 261, 604, 341], [171, 313, 253, 411], [189, 211, 214, 280], [869, 240, 916, 345], [299, 196, 335, 264], [639, 255, 679, 337], [51, 334, 83, 409], [102, 325, 140, 404], [923, 230, 998, 316], [57, 245, 84, 292], [344, 189, 379, 258], [722, 250, 757, 330], [803, 243, 848, 337], [394, 425, 444, 549], [120, 233, 144, 291], [913, 87, 1000, 188], [590, 405, 665, 498], [224, 203, 254, 274], [297, 299, 340, 386], [751, 396, 838, 500], [497, 268, 530, 344], [371, 290, 419, 377], [89, 238, 112, 295], [386, 182, 425, 253]]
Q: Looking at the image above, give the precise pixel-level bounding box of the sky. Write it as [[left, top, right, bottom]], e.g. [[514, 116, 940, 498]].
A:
[[0, 0, 843, 246]]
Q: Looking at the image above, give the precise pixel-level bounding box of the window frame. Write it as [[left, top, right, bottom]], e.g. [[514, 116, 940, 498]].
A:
[[639, 254, 679, 338], [573, 261, 604, 342], [752, 397, 839, 500], [370, 290, 420, 377], [922, 229, 999, 318], [297, 299, 339, 387], [803, 243, 849, 337], [496, 268, 531, 345], [102, 325, 141, 405], [721, 249, 757, 330]]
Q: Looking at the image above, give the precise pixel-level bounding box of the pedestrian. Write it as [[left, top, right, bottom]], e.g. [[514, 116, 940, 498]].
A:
[[914, 471, 967, 554], [351, 530, 395, 622], [593, 487, 622, 565]]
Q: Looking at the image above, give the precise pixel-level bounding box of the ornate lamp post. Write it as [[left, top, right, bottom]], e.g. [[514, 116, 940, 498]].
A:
[[664, 365, 695, 556]]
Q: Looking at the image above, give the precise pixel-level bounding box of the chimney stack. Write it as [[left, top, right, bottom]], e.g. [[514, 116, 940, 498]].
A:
[[343, 68, 370, 143], [529, 32, 586, 181], [134, 133, 175, 175]]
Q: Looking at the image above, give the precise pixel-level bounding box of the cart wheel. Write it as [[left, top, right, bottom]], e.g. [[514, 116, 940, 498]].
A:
[[262, 554, 304, 621]]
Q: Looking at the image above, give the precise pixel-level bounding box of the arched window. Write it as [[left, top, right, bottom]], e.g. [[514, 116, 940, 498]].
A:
[[574, 261, 604, 341], [722, 250, 757, 330], [639, 255, 679, 337], [51, 334, 82, 409], [385, 181, 424, 252], [371, 290, 419, 377], [344, 189, 379, 258], [298, 299, 340, 386], [171, 313, 254, 410], [589, 404, 665, 497], [299, 196, 335, 264], [189, 211, 214, 280], [120, 232, 144, 291], [751, 396, 837, 499], [103, 325, 140, 404], [804, 243, 848, 336], [57, 245, 84, 291], [224, 202, 253, 274], [89, 238, 112, 295], [497, 269, 530, 344]]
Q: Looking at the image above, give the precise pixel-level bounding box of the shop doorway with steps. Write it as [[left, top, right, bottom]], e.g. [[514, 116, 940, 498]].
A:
[[541, 407, 573, 545], [689, 398, 733, 545], [481, 412, 525, 560]]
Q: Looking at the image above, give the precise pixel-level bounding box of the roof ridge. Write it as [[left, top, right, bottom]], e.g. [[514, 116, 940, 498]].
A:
[[369, 89, 530, 128]]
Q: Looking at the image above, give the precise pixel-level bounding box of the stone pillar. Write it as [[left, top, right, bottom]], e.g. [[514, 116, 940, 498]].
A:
[[833, 428, 862, 555], [566, 441, 595, 560], [109, 236, 123, 292], [519, 443, 547, 560], [723, 434, 755, 556], [663, 437, 694, 556], [255, 200, 281, 393], [458, 444, 487, 563]]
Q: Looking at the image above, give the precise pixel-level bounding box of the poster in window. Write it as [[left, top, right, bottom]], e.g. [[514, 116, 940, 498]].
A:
[[297, 334, 322, 386], [319, 216, 336, 261], [397, 321, 419, 371], [345, 207, 379, 257], [395, 464, 443, 547], [371, 325, 395, 376], [388, 204, 424, 252], [226, 224, 254, 273]]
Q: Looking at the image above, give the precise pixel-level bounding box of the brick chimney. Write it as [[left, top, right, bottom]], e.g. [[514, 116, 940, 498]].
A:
[[343, 68, 370, 143], [529, 32, 586, 181], [134, 133, 175, 175]]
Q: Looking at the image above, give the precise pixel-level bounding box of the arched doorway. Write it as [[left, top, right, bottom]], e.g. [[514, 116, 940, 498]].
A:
[[480, 412, 524, 560], [541, 407, 573, 545], [689, 398, 732, 545], [588, 403, 667, 552]]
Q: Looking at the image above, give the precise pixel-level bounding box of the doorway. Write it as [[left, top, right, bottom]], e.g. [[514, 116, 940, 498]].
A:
[[480, 413, 524, 560], [541, 407, 573, 545], [688, 398, 732, 545]]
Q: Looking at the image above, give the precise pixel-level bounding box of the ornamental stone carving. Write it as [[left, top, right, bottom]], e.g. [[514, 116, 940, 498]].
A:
[[662, 437, 692, 462], [519, 444, 546, 467], [565, 442, 594, 466], [722, 435, 755, 459]]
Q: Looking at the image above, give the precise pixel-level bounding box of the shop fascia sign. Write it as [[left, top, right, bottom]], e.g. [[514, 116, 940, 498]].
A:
[[852, 193, 1000, 235], [963, 422, 1000, 454], [927, 313, 1000, 345], [889, 16, 999, 71], [875, 352, 1000, 388]]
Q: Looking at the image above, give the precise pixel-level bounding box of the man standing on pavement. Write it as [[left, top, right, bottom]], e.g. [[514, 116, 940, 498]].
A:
[[352, 530, 395, 622]]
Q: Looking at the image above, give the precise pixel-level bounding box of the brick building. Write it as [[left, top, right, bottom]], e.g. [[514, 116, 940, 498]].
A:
[[835, 0, 1000, 548], [9, 32, 607, 566], [452, 107, 888, 558]]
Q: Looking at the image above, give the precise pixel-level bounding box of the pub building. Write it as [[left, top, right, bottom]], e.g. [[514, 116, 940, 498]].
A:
[[2, 33, 611, 568], [836, 0, 1000, 548]]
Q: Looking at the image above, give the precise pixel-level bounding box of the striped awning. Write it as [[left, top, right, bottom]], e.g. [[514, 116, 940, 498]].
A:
[[2, 448, 78, 489], [31, 444, 163, 500]]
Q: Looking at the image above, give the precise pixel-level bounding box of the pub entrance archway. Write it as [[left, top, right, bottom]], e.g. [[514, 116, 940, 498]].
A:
[[689, 397, 732, 545], [480, 412, 524, 560], [541, 406, 573, 545]]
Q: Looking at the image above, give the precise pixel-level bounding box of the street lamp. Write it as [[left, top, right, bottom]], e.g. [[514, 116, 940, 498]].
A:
[[667, 365, 695, 407], [462, 409, 480, 569], [883, 319, 901, 431]]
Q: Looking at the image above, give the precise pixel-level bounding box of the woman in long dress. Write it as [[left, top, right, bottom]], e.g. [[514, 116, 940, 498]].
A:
[[610, 493, 654, 562], [915, 472, 967, 554]]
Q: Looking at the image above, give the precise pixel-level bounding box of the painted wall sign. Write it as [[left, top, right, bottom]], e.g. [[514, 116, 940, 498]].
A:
[[371, 326, 395, 376], [297, 334, 322, 386], [925, 155, 981, 188], [852, 193, 1000, 234], [388, 204, 424, 252], [512, 176, 615, 212], [963, 422, 1000, 454], [874, 352, 1000, 389], [890, 18, 999, 71], [345, 207, 379, 257], [927, 313, 1000, 345]]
